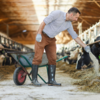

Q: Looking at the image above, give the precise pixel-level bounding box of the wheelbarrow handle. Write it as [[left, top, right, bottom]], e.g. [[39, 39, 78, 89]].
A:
[[56, 56, 68, 62]]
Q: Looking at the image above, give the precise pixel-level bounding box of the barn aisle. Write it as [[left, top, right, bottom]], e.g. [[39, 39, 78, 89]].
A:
[[0, 66, 100, 100]]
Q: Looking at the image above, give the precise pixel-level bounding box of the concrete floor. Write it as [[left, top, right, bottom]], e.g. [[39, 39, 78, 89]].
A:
[[0, 67, 100, 100]]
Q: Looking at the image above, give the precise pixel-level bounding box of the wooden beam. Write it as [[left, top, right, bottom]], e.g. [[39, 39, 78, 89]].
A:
[[93, 0, 100, 8], [11, 32, 36, 44], [11, 40, 35, 44], [0, 18, 9, 22], [78, 0, 100, 2], [81, 16, 100, 18], [12, 34, 35, 41], [0, 3, 86, 7], [72, 23, 78, 26], [10, 31, 37, 37], [0, 2, 84, 5], [2, 12, 47, 17], [7, 22, 40, 30], [0, 6, 95, 11], [79, 17, 91, 26], [1, 0, 100, 3], [9, 29, 22, 37]]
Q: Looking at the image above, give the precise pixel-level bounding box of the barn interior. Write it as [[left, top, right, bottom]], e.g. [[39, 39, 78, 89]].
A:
[[0, 0, 100, 45], [1, 0, 100, 97]]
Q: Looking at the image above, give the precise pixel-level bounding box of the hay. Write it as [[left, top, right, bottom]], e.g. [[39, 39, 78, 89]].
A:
[[64, 64, 77, 74], [56, 61, 67, 68], [71, 68, 94, 79], [79, 76, 100, 93], [89, 52, 99, 75], [57, 62, 100, 93], [0, 65, 15, 81], [59, 64, 67, 70]]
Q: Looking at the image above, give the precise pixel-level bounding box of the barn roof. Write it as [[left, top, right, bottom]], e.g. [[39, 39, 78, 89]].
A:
[[0, 0, 100, 44]]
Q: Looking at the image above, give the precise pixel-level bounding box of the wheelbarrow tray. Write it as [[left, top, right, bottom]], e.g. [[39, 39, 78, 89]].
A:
[[9, 51, 49, 85], [10, 52, 48, 67]]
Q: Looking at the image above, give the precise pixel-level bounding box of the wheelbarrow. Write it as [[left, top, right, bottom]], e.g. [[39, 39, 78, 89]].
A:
[[7, 50, 68, 85]]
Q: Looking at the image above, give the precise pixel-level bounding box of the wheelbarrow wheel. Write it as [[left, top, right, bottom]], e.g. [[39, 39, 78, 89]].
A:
[[13, 67, 26, 85]]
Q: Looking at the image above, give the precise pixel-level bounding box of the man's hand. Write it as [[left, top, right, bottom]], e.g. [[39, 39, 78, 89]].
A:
[[36, 34, 42, 42], [84, 46, 91, 53]]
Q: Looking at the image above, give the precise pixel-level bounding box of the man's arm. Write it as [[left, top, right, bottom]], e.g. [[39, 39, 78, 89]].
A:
[[37, 21, 46, 34], [67, 23, 86, 47], [35, 21, 46, 42], [74, 37, 87, 48], [74, 37, 91, 53], [67, 23, 90, 52], [36, 10, 61, 42]]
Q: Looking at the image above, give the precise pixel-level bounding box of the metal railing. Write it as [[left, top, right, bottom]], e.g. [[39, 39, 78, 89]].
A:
[[64, 21, 100, 50], [0, 35, 34, 52]]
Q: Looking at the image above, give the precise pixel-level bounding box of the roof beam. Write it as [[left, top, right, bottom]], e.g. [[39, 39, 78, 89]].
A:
[[78, 0, 100, 2], [79, 17, 91, 26], [10, 31, 36, 37], [1, 0, 100, 3], [0, 18, 9, 22], [93, 0, 100, 8], [81, 16, 100, 18], [0, 2, 87, 7]]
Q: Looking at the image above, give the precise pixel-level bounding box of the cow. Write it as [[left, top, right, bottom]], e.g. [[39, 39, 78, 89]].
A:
[[76, 35, 100, 70], [91, 36, 100, 63], [63, 47, 80, 64], [76, 52, 93, 70], [0, 55, 5, 67]]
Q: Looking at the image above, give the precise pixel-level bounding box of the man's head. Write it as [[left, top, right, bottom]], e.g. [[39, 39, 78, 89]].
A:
[[66, 7, 81, 22]]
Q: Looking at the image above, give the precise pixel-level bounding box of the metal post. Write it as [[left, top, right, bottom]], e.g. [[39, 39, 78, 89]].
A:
[[88, 30, 91, 43], [7, 24, 9, 36], [4, 37, 6, 45], [0, 35, 1, 44], [94, 26, 97, 37], [84, 33, 87, 41]]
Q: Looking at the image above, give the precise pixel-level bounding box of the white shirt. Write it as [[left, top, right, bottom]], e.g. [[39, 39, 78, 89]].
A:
[[43, 10, 78, 39]]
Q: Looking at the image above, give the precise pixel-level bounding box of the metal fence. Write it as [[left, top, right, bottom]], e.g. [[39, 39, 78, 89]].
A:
[[0, 35, 34, 52]]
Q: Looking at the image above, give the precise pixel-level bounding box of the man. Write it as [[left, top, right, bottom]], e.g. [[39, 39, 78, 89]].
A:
[[32, 7, 90, 86]]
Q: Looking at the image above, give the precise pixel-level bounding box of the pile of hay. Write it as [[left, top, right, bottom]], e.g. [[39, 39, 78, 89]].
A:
[[73, 68, 100, 93], [56, 61, 67, 68], [57, 61, 100, 93], [0, 65, 15, 81], [57, 61, 77, 74]]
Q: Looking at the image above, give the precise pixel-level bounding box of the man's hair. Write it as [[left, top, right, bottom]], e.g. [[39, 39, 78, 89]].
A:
[[68, 7, 81, 14]]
